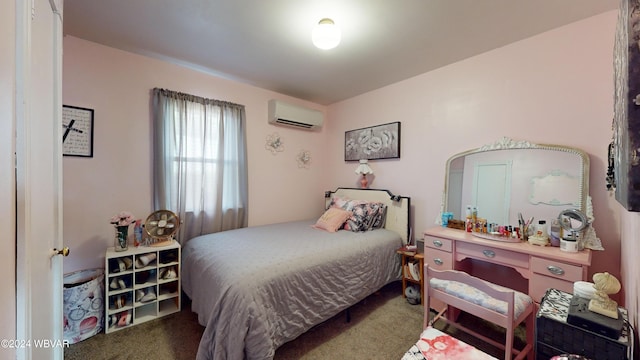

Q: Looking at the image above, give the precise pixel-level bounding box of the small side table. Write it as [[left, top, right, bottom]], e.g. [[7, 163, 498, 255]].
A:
[[536, 288, 630, 360], [397, 249, 424, 304]]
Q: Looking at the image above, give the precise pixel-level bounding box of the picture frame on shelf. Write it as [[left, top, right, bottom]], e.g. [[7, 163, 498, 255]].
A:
[[344, 121, 400, 161], [62, 105, 94, 157]]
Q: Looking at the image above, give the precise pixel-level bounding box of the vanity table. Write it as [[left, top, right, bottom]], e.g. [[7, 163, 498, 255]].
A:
[[429, 137, 599, 307], [423, 226, 592, 304]]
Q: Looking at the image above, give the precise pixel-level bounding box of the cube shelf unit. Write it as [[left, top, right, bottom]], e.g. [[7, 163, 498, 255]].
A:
[[104, 242, 181, 333]]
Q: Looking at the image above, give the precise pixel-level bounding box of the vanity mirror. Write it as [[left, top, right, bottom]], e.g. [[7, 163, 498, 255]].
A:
[[442, 137, 591, 231]]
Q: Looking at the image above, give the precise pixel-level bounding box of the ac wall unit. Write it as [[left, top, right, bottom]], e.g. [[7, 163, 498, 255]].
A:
[[268, 99, 323, 130]]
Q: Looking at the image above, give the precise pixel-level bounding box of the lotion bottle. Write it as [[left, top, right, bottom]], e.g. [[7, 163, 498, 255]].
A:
[[536, 220, 548, 240]]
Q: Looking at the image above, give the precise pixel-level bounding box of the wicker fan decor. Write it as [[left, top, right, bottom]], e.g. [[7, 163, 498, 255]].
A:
[[144, 210, 180, 247]]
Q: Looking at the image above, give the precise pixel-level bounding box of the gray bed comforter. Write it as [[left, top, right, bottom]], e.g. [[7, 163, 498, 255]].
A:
[[182, 220, 402, 360]]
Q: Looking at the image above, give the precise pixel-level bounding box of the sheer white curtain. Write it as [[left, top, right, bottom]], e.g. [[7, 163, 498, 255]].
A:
[[152, 88, 248, 244]]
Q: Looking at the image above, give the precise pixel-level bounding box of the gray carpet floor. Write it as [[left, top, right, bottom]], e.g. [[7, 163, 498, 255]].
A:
[[64, 282, 525, 359]]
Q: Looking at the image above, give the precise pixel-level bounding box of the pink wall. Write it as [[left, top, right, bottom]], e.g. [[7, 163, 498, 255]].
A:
[[326, 11, 627, 301], [62, 36, 329, 273]]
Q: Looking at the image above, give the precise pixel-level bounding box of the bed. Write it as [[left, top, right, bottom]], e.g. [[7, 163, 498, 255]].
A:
[[182, 188, 410, 360]]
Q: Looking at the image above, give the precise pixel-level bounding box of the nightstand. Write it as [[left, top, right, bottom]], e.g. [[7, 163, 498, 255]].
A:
[[536, 288, 630, 360], [397, 248, 424, 304]]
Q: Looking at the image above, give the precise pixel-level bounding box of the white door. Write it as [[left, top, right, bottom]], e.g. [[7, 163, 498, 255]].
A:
[[0, 1, 17, 357], [15, 0, 65, 359]]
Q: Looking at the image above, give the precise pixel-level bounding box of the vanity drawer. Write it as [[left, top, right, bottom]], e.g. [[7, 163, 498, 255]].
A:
[[424, 236, 453, 252], [531, 257, 584, 282], [530, 273, 575, 303], [456, 242, 529, 269], [423, 248, 454, 271]]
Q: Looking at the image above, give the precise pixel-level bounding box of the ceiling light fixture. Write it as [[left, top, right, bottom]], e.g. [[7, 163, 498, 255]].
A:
[[312, 18, 341, 50]]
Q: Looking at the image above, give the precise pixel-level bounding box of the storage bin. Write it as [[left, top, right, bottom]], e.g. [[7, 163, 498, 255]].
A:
[[63, 268, 104, 344], [536, 288, 629, 360]]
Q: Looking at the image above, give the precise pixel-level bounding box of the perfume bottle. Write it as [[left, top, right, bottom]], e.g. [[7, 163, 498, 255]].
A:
[[134, 219, 143, 247], [465, 206, 472, 232]]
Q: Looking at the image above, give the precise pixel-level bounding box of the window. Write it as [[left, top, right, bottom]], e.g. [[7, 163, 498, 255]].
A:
[[152, 88, 248, 242]]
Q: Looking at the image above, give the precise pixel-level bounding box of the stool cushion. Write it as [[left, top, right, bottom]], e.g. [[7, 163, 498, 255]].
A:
[[430, 277, 533, 318]]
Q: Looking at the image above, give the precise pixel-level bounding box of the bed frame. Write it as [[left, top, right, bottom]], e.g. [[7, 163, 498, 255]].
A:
[[325, 187, 411, 244], [183, 187, 412, 359]]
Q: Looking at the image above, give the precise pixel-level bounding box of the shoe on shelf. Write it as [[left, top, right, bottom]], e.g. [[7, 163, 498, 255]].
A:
[[113, 295, 126, 309], [109, 278, 120, 290], [136, 253, 156, 268], [140, 288, 156, 303], [135, 289, 145, 302], [109, 314, 118, 328], [118, 279, 126, 290], [122, 257, 133, 270], [116, 259, 125, 272], [118, 312, 131, 327], [163, 267, 177, 280]]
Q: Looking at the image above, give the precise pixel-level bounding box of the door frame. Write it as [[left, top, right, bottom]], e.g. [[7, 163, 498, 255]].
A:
[[0, 2, 17, 357]]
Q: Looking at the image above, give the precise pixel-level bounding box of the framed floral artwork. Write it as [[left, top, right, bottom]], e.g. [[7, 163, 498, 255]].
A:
[[344, 121, 400, 161]]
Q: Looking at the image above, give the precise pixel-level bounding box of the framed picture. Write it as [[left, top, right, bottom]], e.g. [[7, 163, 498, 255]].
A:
[[345, 121, 400, 161], [62, 105, 94, 157]]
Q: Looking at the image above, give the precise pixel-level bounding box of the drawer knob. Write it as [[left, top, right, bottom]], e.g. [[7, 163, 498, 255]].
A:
[[433, 258, 444, 266], [482, 249, 496, 258], [433, 240, 443, 247], [547, 265, 565, 276]]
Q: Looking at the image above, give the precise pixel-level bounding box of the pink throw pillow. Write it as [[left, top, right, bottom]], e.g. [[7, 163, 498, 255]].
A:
[[312, 207, 352, 232]]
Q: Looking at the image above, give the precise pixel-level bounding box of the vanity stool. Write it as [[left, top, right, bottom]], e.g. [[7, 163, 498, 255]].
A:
[[424, 265, 535, 360]]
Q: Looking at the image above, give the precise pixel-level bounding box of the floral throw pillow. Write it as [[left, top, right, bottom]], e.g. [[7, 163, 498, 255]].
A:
[[328, 196, 352, 210], [312, 207, 352, 232], [343, 201, 387, 232], [328, 197, 387, 232], [368, 203, 387, 229]]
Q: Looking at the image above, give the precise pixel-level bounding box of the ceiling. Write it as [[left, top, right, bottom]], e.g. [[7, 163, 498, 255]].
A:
[[63, 0, 619, 105]]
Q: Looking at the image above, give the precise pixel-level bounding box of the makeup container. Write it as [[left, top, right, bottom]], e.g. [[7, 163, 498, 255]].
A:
[[549, 219, 561, 247], [441, 212, 453, 227], [560, 238, 578, 252], [560, 227, 579, 252]]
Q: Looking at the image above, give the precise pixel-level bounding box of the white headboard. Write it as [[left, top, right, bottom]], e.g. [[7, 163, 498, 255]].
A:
[[325, 188, 411, 244]]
